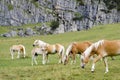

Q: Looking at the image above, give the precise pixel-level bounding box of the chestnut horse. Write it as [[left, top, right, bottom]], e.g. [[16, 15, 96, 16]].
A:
[[10, 44, 26, 59], [63, 41, 92, 65], [81, 40, 120, 73]]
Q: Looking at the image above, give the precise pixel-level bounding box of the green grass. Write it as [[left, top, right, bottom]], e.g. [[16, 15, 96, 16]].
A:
[[0, 23, 120, 80]]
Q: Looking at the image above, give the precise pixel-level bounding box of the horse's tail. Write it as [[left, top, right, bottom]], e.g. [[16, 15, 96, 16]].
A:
[[61, 45, 65, 58], [10, 46, 13, 59], [21, 45, 26, 58]]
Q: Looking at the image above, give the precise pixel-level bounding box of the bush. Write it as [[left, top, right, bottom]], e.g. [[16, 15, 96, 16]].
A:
[[50, 20, 59, 30]]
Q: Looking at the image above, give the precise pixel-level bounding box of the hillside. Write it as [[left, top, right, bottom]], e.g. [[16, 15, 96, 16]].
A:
[[0, 0, 120, 34], [0, 23, 120, 80]]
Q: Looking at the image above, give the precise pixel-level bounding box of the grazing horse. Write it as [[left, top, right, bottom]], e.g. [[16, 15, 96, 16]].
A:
[[31, 47, 45, 65], [33, 40, 65, 64], [63, 41, 92, 65], [10, 44, 26, 59], [81, 40, 120, 73], [41, 43, 65, 64]]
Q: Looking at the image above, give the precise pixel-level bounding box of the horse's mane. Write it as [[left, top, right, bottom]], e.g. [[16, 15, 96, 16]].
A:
[[84, 40, 104, 57], [93, 40, 104, 50], [66, 42, 76, 56]]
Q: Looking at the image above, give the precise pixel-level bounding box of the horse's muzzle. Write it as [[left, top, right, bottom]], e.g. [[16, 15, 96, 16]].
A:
[[81, 64, 85, 69], [81, 65, 84, 69], [33, 44, 35, 47]]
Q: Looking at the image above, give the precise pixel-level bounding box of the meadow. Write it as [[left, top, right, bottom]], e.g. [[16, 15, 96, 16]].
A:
[[0, 23, 120, 80]]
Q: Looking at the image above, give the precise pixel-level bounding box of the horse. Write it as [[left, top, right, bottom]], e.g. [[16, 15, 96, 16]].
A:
[[10, 44, 26, 59], [31, 47, 45, 65], [63, 41, 93, 65], [40, 43, 65, 64], [81, 40, 120, 73], [33, 40, 65, 64]]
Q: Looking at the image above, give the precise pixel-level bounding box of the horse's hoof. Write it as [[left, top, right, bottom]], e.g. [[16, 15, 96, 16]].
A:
[[91, 71, 94, 73], [81, 66, 84, 69]]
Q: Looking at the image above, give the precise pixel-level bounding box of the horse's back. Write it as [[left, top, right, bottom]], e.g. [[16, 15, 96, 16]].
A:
[[72, 41, 92, 53]]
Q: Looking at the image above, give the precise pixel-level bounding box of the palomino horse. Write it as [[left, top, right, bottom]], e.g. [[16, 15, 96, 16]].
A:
[[33, 40, 65, 64], [81, 40, 120, 73], [31, 47, 45, 65], [40, 43, 65, 64], [10, 44, 26, 59], [63, 41, 92, 65]]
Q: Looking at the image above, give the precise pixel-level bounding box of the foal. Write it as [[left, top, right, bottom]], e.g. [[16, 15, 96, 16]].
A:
[[10, 44, 26, 59], [31, 47, 45, 65]]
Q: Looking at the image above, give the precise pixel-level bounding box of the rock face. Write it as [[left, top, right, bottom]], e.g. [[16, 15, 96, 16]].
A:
[[0, 0, 120, 35]]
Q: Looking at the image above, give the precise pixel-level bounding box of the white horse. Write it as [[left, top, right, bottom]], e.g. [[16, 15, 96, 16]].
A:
[[81, 40, 120, 73], [31, 47, 46, 65], [10, 44, 26, 59]]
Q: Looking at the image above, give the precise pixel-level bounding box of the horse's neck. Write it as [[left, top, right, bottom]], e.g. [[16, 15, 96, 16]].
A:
[[84, 45, 93, 57]]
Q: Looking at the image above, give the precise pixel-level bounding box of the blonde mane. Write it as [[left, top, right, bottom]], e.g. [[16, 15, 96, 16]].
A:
[[93, 40, 104, 50], [84, 40, 104, 57]]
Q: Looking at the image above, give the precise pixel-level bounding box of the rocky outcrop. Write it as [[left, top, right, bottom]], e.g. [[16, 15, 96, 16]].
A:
[[0, 0, 120, 37]]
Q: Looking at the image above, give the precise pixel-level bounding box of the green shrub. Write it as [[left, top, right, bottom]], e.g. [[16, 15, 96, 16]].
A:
[[73, 12, 83, 21], [50, 20, 59, 30], [8, 4, 14, 11]]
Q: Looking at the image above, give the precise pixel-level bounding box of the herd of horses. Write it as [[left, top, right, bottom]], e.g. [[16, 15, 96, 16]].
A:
[[10, 39, 120, 73]]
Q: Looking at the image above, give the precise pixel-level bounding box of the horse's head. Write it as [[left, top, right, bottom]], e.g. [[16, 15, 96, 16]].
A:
[[33, 40, 40, 47], [81, 45, 94, 68], [62, 55, 69, 65]]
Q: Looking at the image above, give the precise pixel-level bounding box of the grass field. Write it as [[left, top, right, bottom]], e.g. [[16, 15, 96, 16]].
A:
[[0, 23, 120, 80]]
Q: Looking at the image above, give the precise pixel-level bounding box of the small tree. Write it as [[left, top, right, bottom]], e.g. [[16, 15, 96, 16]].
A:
[[50, 20, 59, 30]]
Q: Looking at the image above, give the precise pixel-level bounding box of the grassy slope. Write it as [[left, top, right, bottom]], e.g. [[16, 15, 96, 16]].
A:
[[0, 23, 120, 80]]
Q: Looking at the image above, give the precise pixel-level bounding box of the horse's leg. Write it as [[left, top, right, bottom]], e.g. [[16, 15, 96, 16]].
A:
[[31, 55, 34, 65], [58, 51, 62, 64], [111, 56, 114, 60], [72, 53, 76, 64], [17, 50, 20, 58], [80, 54, 84, 67], [10, 50, 14, 59], [71, 54, 76, 64], [23, 49, 26, 58], [34, 56, 38, 65], [32, 55, 36, 65], [58, 54, 61, 64], [42, 53, 46, 64], [91, 55, 102, 72], [103, 57, 109, 73], [46, 54, 49, 63]]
